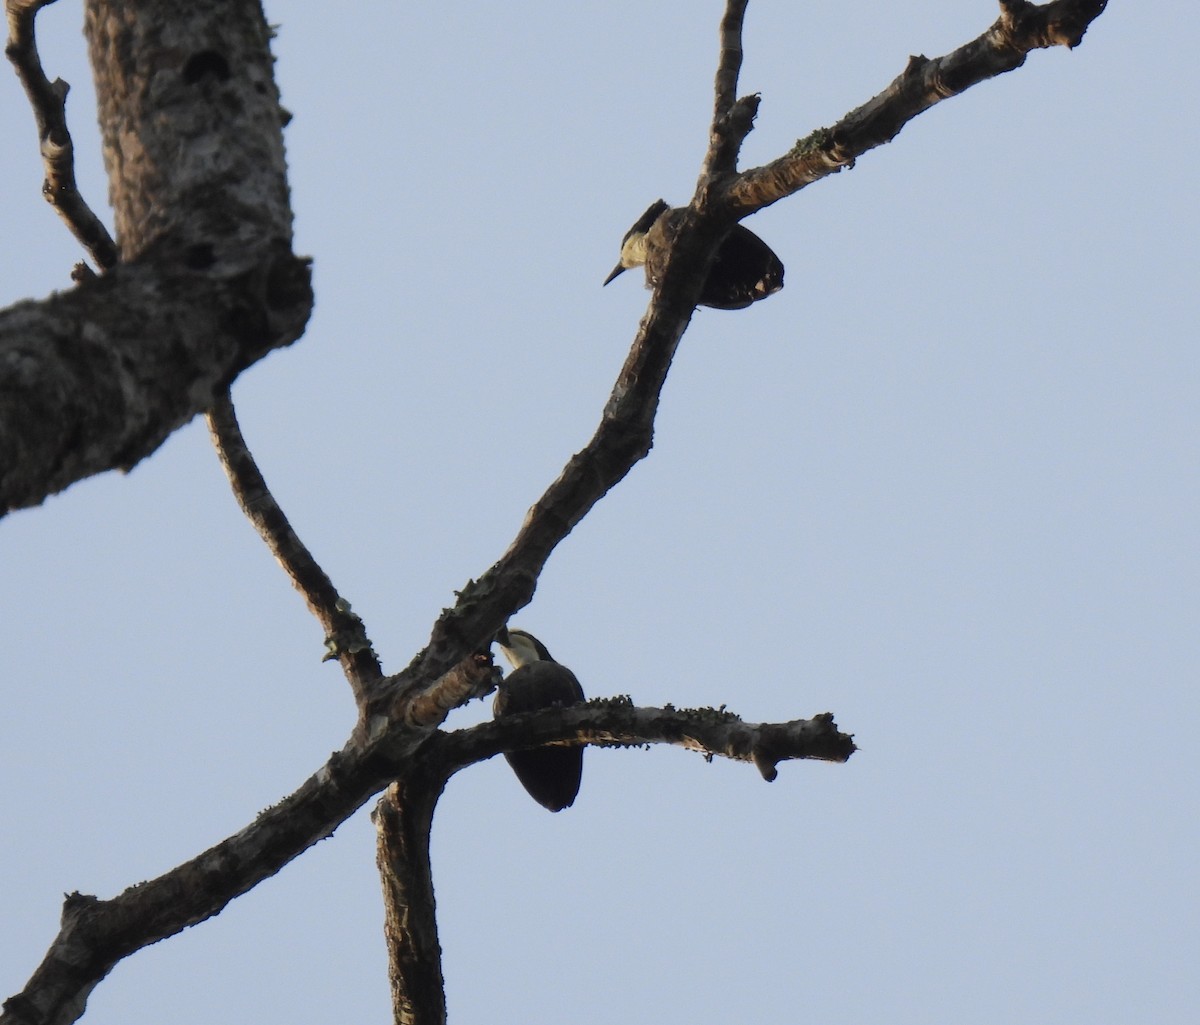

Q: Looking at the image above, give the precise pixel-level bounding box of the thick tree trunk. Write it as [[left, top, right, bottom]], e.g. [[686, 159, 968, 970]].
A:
[[85, 0, 294, 262], [0, 0, 311, 517]]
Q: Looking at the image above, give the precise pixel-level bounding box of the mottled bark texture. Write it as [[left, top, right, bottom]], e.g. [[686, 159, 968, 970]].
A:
[[85, 0, 292, 261], [376, 782, 447, 1025], [0, 0, 311, 517]]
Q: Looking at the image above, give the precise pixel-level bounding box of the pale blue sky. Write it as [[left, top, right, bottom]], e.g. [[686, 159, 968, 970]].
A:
[[3, 3, 1197, 1023]]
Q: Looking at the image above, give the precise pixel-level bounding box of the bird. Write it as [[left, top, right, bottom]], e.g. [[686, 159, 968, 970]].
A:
[[493, 627, 585, 812], [602, 199, 784, 310]]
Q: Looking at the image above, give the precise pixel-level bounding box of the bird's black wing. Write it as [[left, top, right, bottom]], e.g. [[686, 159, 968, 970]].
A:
[[494, 662, 585, 812], [493, 662, 584, 715], [700, 224, 785, 310]]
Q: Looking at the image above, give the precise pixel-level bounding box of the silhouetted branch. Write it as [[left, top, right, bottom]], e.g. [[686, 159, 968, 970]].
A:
[[0, 251, 311, 517], [704, 3, 758, 194], [206, 393, 501, 729], [207, 392, 384, 702], [372, 0, 1109, 781], [430, 701, 856, 785], [0, 736, 398, 1025], [712, 0, 748, 120], [0, 698, 848, 1025], [4, 0, 118, 270], [726, 0, 1110, 216]]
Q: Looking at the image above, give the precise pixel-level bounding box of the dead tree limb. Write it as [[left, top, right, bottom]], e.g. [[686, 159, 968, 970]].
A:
[[0, 702, 850, 1025], [207, 393, 385, 702], [726, 0, 1110, 215], [1, 2, 1110, 1024], [4, 0, 118, 270]]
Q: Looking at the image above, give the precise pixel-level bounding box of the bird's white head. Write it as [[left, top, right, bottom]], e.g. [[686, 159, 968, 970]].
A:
[[603, 199, 669, 286], [495, 627, 553, 669]]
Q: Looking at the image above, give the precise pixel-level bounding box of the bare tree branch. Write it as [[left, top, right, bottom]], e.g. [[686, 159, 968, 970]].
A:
[[0, 252, 312, 516], [430, 702, 856, 785], [1, 3, 1110, 1023], [338, 0, 1111, 780], [206, 390, 500, 732], [712, 0, 748, 120], [207, 392, 384, 701], [399, 651, 498, 730], [0, 702, 849, 1025], [725, 0, 1109, 216], [372, 700, 853, 1023], [701, 1, 759, 189], [0, 734, 396, 1025], [384, 290, 700, 715], [4, 0, 118, 270]]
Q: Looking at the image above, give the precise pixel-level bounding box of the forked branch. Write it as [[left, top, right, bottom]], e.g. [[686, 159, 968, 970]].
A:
[[0, 702, 851, 1025], [2, 3, 1110, 1025], [399, 2, 1109, 697]]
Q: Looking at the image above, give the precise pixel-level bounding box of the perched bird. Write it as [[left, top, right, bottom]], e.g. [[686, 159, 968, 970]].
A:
[[602, 199, 784, 310], [493, 627, 585, 812]]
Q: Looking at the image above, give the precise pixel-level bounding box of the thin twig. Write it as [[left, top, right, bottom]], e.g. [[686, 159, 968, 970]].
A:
[[206, 392, 383, 702], [5, 0, 119, 270], [724, 0, 1110, 217], [712, 0, 748, 120], [701, 0, 752, 185]]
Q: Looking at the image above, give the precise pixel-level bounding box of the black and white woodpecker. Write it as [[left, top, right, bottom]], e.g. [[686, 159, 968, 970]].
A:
[[602, 199, 784, 310], [493, 627, 585, 812]]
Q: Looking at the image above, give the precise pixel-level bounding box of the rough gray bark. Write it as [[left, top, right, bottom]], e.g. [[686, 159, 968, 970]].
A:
[[0, 249, 309, 515], [376, 780, 448, 1025], [0, 0, 311, 517]]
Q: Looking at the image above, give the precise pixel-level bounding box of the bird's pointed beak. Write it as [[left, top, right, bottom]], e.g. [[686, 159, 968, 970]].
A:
[[494, 625, 511, 647], [602, 262, 626, 287]]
